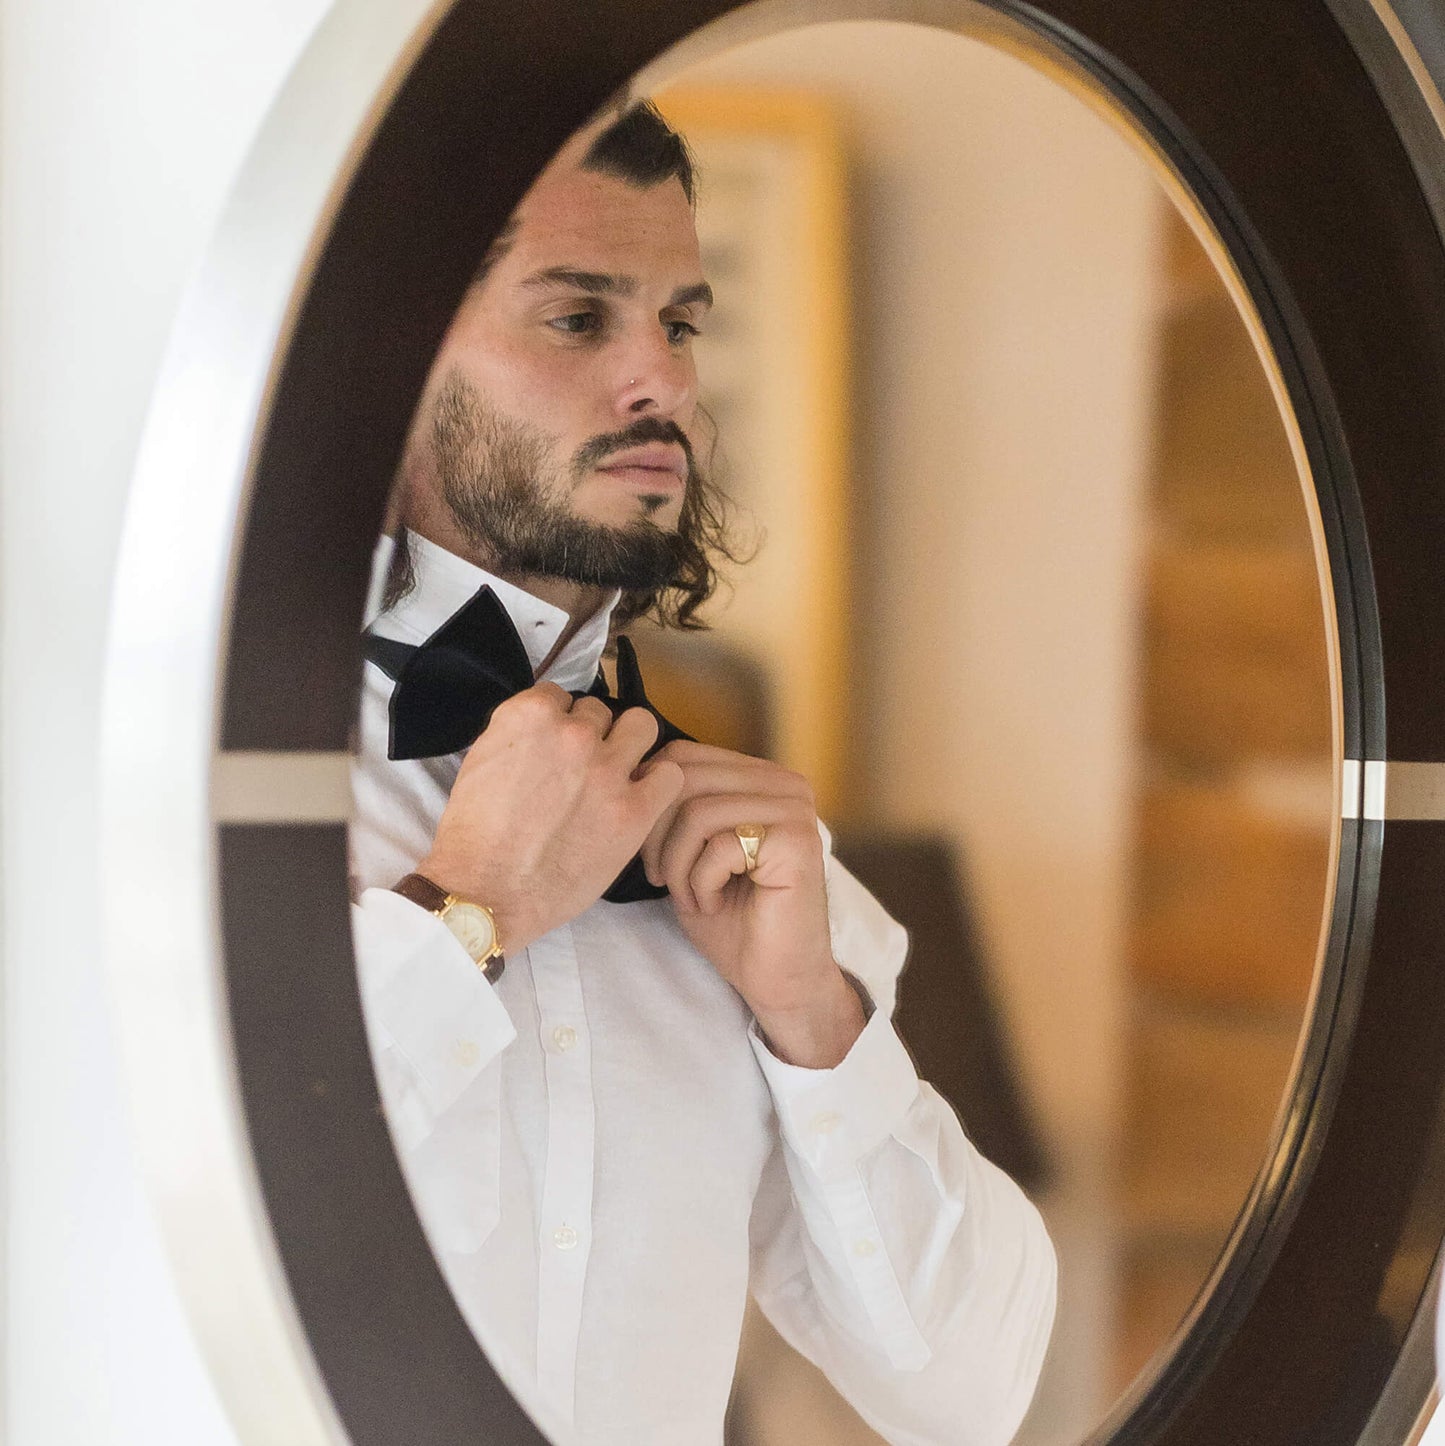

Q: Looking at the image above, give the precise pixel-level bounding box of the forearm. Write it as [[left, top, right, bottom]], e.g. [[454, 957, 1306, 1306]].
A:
[[753, 966, 868, 1068], [753, 1048, 1057, 1444]]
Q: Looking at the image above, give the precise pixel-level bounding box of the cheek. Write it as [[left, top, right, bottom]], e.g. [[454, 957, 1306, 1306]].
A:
[[472, 346, 595, 437]]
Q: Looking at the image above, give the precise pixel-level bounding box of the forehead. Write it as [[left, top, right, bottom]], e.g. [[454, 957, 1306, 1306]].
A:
[[497, 161, 702, 286]]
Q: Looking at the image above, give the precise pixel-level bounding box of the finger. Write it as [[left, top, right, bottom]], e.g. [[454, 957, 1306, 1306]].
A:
[[658, 759, 813, 806], [655, 794, 810, 905], [642, 755, 811, 883], [637, 755, 704, 886], [600, 705, 660, 772], [566, 693, 616, 735], [654, 739, 776, 771], [632, 757, 684, 823], [489, 680, 572, 728], [465, 682, 573, 763], [635, 748, 704, 883], [689, 828, 750, 915]]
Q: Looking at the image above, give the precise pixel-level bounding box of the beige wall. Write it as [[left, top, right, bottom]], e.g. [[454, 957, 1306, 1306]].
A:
[[667, 24, 1163, 1434], [672, 17, 1161, 1196]]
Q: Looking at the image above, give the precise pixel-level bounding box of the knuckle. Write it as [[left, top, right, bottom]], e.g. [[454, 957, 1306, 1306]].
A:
[[646, 755, 684, 788], [570, 705, 608, 735], [500, 688, 558, 723], [782, 769, 813, 802], [558, 714, 597, 748], [673, 796, 706, 830], [625, 705, 661, 738], [787, 793, 818, 824]]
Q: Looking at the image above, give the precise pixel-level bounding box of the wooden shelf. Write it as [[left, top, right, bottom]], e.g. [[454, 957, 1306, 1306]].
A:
[[1151, 295, 1310, 546]]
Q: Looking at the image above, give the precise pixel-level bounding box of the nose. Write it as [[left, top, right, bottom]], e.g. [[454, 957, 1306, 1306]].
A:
[[614, 326, 696, 422]]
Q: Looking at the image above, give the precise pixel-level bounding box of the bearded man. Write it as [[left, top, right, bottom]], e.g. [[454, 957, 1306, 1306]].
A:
[[349, 101, 1056, 1446]]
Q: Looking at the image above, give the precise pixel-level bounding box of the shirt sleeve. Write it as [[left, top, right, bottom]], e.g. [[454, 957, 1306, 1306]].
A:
[[745, 851, 1057, 1446], [351, 886, 517, 1156]]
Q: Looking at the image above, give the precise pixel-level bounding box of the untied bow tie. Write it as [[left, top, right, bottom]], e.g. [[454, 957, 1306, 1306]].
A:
[[363, 585, 691, 903]]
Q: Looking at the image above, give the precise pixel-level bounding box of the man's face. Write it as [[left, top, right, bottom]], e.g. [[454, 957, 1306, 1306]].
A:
[[414, 142, 712, 589]]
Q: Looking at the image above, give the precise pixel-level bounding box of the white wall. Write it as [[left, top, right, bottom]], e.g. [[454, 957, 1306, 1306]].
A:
[[0, 1, 331, 1440]]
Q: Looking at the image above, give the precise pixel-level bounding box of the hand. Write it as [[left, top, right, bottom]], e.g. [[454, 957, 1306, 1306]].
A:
[[639, 741, 866, 1067], [418, 685, 684, 952]]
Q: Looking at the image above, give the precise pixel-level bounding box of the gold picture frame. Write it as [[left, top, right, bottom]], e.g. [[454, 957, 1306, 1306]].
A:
[[650, 85, 853, 820]]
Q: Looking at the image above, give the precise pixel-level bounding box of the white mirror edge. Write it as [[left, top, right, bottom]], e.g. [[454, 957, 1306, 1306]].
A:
[[96, 0, 1445, 1442], [98, 0, 452, 1441]]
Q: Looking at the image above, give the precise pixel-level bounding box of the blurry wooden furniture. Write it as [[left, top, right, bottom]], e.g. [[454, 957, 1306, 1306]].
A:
[[831, 831, 1050, 1192], [1114, 206, 1336, 1391]]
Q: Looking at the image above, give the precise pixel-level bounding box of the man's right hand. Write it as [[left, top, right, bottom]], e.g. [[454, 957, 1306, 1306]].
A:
[[415, 683, 684, 953]]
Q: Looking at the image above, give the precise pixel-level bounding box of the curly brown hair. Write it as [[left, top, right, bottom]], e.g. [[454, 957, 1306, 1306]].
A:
[[388, 103, 740, 631], [616, 403, 745, 631], [581, 103, 742, 629]]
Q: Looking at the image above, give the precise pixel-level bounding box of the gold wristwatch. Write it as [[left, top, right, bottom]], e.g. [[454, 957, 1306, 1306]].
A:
[[392, 872, 506, 983]]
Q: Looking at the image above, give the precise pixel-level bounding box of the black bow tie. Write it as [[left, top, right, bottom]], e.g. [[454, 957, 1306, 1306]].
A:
[[363, 585, 691, 903]]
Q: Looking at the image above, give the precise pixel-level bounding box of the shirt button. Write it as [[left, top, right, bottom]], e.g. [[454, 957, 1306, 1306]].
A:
[[452, 1040, 480, 1068], [552, 1025, 578, 1052], [553, 1225, 579, 1251], [811, 1111, 841, 1135], [853, 1238, 878, 1258]]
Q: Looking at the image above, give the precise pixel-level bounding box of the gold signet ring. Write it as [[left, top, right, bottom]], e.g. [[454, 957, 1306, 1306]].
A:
[[735, 823, 766, 872]]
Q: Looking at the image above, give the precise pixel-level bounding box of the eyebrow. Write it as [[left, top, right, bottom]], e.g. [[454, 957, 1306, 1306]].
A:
[[520, 267, 713, 310]]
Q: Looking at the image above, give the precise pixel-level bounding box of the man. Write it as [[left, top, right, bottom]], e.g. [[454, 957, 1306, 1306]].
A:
[[349, 101, 1055, 1445]]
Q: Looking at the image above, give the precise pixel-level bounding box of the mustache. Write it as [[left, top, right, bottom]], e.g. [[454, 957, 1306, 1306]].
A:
[[572, 416, 695, 475]]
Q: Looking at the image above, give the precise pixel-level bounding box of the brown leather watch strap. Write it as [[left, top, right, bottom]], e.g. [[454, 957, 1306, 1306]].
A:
[[391, 871, 451, 913], [390, 872, 505, 983]]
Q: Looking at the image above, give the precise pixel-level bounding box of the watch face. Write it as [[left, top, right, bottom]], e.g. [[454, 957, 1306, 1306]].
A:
[[444, 902, 497, 961]]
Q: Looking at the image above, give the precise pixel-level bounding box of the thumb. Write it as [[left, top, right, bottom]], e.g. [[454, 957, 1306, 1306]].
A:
[[635, 757, 685, 816]]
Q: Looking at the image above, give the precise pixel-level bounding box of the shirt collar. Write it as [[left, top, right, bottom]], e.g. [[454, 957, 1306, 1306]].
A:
[[365, 531, 621, 693]]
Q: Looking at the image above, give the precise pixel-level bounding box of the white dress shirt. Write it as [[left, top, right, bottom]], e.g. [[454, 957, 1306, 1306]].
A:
[[349, 532, 1056, 1446]]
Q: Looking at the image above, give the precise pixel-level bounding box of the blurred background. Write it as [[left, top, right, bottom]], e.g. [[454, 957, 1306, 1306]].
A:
[[630, 19, 1338, 1444], [0, 2, 1339, 1441]]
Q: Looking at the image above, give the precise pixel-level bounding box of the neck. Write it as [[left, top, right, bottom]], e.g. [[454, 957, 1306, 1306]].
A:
[[402, 511, 611, 658], [491, 569, 610, 660]]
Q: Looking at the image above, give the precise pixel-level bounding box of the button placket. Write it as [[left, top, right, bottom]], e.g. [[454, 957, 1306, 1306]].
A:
[[823, 1172, 932, 1370], [528, 927, 594, 1425]]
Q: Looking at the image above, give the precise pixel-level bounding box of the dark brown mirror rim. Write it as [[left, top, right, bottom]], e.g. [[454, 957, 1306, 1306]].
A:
[[197, 1, 1445, 1442]]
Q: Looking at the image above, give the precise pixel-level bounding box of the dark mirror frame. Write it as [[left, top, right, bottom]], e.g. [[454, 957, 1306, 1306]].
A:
[[103, 1, 1445, 1443]]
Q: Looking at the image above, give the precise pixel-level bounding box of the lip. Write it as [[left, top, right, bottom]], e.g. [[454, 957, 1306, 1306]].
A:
[[594, 445, 687, 482]]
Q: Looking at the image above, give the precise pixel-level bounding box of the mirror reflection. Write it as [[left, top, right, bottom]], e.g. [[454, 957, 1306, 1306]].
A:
[[348, 17, 1335, 1446]]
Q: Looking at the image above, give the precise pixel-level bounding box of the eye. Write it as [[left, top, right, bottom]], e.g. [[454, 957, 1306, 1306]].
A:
[[665, 318, 701, 345], [548, 310, 601, 336]]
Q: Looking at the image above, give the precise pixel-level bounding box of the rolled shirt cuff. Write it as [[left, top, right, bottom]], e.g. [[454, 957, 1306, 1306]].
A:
[[353, 886, 517, 1117], [749, 1000, 921, 1183]]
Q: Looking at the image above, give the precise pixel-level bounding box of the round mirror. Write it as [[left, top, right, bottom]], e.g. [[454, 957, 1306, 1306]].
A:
[[102, 1, 1445, 1444]]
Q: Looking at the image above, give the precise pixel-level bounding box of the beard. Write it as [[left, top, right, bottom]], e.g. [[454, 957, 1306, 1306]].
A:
[[430, 372, 694, 592]]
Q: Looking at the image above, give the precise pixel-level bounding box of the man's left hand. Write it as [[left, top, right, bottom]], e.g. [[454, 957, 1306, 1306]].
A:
[[640, 741, 866, 1068]]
